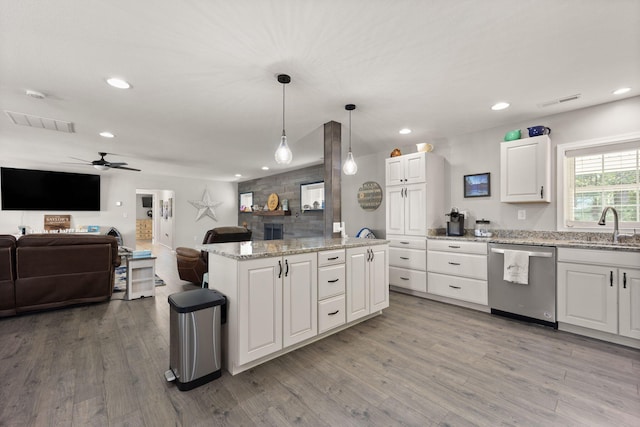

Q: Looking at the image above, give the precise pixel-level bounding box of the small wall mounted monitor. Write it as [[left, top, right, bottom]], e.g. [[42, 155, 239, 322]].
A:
[[141, 196, 153, 208]]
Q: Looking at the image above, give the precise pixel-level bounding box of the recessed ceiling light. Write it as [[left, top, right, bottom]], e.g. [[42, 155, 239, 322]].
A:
[[25, 89, 46, 99], [613, 87, 631, 95], [235, 174, 242, 178], [99, 131, 115, 138], [491, 102, 510, 111], [106, 77, 131, 89], [261, 166, 270, 171], [399, 128, 412, 135]]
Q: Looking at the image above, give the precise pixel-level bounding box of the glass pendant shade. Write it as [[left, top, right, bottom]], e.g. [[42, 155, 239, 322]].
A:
[[343, 150, 358, 175], [275, 132, 293, 164]]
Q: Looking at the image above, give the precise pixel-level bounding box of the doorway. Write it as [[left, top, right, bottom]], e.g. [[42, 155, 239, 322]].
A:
[[136, 189, 175, 250]]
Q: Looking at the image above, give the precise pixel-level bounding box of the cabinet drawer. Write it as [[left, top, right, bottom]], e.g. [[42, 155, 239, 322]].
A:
[[427, 272, 488, 305], [389, 247, 426, 270], [318, 249, 345, 267], [388, 237, 427, 250], [427, 251, 487, 280], [389, 266, 427, 293], [427, 239, 487, 255], [318, 264, 345, 300], [318, 294, 346, 334]]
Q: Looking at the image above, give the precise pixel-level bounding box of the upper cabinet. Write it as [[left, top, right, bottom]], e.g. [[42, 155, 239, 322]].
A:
[[386, 152, 427, 186], [500, 135, 551, 203]]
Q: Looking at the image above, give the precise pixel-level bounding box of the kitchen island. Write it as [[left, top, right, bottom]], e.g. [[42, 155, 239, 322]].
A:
[[201, 237, 389, 375]]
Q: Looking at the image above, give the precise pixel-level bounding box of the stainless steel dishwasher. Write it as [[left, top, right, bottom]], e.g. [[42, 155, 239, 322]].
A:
[[488, 243, 557, 328]]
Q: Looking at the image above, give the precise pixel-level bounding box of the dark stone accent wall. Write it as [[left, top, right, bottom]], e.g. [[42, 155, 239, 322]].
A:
[[238, 164, 325, 240]]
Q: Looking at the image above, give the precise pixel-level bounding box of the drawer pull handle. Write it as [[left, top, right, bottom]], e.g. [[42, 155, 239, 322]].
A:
[[328, 279, 340, 283], [400, 241, 410, 244], [328, 310, 340, 316], [400, 256, 410, 260], [400, 277, 410, 280], [449, 285, 461, 289], [448, 262, 461, 266], [448, 245, 461, 249], [327, 256, 339, 260]]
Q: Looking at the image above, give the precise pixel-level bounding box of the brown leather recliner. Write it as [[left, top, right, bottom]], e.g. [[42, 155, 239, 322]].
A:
[[176, 226, 252, 284], [0, 235, 17, 317]]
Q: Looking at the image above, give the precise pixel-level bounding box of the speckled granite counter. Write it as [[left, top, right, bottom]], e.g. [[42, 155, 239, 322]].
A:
[[427, 230, 640, 252], [199, 237, 389, 260]]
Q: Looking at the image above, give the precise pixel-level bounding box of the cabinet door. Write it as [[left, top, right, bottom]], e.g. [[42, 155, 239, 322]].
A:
[[238, 257, 282, 364], [619, 268, 640, 340], [283, 253, 318, 347], [500, 136, 550, 203], [385, 156, 405, 186], [369, 245, 389, 312], [404, 183, 427, 236], [403, 152, 426, 184], [557, 263, 617, 334], [346, 247, 369, 322], [386, 186, 405, 235]]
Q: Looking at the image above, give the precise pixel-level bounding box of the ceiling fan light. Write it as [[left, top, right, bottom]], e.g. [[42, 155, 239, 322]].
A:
[[93, 165, 109, 171], [275, 133, 293, 164]]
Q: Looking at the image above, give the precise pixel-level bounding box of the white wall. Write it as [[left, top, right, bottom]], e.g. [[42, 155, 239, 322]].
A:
[[434, 96, 640, 230], [0, 167, 238, 249]]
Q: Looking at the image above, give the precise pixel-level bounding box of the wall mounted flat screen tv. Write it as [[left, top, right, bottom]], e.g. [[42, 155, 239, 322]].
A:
[[141, 196, 153, 208], [1, 167, 101, 211]]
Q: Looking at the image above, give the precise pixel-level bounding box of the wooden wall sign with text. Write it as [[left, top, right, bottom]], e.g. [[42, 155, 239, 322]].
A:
[[44, 215, 71, 231], [357, 181, 383, 211]]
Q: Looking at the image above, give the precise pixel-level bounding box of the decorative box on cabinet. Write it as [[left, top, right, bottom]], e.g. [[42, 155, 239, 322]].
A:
[[500, 135, 551, 203], [426, 240, 488, 306], [557, 248, 640, 346]]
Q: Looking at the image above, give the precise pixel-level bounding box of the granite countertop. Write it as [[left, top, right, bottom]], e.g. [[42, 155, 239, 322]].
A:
[[199, 237, 389, 260], [427, 231, 640, 252]]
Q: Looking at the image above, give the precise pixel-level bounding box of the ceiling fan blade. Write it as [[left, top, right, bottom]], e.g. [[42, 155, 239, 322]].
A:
[[61, 161, 91, 165], [110, 165, 141, 172], [106, 162, 128, 167], [69, 156, 91, 163]]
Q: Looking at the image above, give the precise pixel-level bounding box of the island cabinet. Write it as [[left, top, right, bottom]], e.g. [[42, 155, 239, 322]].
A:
[[237, 252, 317, 365], [346, 245, 389, 322], [206, 238, 390, 375], [557, 248, 640, 346]]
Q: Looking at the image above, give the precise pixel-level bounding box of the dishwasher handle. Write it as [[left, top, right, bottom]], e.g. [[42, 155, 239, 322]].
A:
[[490, 248, 553, 258]]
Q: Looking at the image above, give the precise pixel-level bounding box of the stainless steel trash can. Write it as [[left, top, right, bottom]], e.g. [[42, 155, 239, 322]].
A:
[[166, 288, 226, 391]]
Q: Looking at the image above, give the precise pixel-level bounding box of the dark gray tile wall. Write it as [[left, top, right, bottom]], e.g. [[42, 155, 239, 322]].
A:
[[238, 165, 325, 240]]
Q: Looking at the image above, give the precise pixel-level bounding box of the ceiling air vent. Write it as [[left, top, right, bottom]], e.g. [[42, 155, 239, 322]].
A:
[[4, 110, 75, 133], [538, 94, 581, 108]]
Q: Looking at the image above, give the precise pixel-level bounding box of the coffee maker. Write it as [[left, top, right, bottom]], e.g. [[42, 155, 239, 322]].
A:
[[446, 207, 465, 236]]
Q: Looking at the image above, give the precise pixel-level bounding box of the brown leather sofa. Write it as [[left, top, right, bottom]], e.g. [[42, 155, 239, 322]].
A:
[[0, 235, 17, 317], [0, 234, 120, 317], [176, 226, 252, 284]]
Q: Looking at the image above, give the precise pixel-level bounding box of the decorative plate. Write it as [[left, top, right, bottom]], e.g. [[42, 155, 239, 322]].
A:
[[267, 193, 279, 211]]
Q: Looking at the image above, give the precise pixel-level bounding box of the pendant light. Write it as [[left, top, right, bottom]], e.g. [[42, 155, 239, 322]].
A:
[[342, 104, 358, 175], [274, 74, 293, 164]]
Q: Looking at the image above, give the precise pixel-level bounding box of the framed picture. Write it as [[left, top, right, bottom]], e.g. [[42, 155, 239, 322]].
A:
[[239, 192, 253, 212], [464, 173, 491, 198]]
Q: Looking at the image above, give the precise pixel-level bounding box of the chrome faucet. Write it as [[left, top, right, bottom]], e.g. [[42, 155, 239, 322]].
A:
[[598, 206, 633, 243]]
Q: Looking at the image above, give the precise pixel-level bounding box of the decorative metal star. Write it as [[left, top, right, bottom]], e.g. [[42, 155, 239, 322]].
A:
[[188, 190, 223, 221]]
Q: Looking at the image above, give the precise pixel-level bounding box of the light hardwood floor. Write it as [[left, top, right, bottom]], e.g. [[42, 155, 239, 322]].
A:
[[1, 242, 639, 426]]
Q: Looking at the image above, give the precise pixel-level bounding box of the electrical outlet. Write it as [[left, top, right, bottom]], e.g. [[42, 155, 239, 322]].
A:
[[333, 222, 342, 233], [518, 210, 526, 220]]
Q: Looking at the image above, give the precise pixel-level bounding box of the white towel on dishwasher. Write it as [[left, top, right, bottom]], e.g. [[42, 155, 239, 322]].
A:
[[503, 250, 530, 284]]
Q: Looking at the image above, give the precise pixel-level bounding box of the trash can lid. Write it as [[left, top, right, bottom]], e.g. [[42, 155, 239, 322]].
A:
[[168, 288, 226, 313]]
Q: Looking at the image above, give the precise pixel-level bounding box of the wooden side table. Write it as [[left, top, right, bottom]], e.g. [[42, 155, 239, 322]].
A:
[[125, 256, 157, 300]]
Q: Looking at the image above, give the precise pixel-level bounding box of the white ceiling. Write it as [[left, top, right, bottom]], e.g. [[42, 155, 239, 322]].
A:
[[1, 0, 639, 182]]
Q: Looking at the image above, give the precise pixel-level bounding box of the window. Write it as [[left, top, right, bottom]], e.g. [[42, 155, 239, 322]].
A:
[[558, 133, 640, 230]]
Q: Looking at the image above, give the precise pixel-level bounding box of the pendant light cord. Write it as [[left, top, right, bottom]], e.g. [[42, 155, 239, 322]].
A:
[[282, 83, 286, 136], [348, 109, 352, 151]]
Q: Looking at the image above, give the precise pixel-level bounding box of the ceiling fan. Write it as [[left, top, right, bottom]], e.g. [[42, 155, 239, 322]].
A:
[[68, 152, 141, 172]]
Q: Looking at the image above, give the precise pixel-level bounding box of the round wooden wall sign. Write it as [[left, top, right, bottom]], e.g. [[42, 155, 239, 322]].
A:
[[267, 193, 279, 211], [358, 181, 383, 211]]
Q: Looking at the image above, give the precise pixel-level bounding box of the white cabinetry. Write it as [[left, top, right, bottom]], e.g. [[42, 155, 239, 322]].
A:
[[426, 240, 488, 306], [557, 248, 640, 344], [346, 245, 389, 322], [125, 256, 156, 300], [386, 152, 426, 186], [317, 249, 346, 333], [238, 252, 317, 365], [500, 135, 551, 203], [389, 237, 427, 293]]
